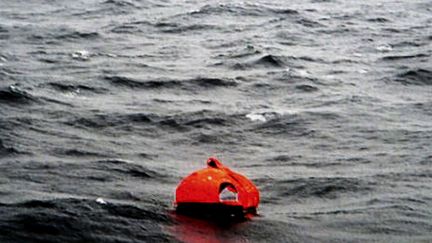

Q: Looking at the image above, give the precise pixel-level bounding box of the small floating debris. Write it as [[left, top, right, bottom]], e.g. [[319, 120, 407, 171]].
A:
[[96, 197, 107, 205], [71, 50, 90, 61]]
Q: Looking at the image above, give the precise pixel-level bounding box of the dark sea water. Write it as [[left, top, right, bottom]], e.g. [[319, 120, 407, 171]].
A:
[[1, 0, 431, 242]]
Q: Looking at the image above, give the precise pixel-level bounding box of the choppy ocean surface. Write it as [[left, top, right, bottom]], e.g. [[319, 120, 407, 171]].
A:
[[0, 0, 431, 242]]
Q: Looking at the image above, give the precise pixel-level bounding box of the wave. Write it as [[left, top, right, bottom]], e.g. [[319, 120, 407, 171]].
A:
[[0, 139, 19, 156], [0, 85, 38, 105], [275, 31, 314, 46], [127, 112, 237, 135], [189, 77, 238, 88], [183, 116, 228, 128], [295, 84, 319, 92], [105, 75, 179, 89], [249, 110, 344, 137], [72, 0, 144, 17], [1, 67, 21, 76], [215, 46, 262, 60], [105, 75, 237, 90], [189, 4, 298, 17], [392, 40, 426, 48], [382, 53, 429, 61], [0, 84, 74, 107], [111, 23, 143, 34], [394, 68, 432, 85], [38, 58, 59, 64], [237, 154, 345, 169], [111, 20, 220, 34], [109, 20, 152, 34], [28, 28, 101, 44], [366, 17, 390, 23], [46, 82, 107, 94], [251, 113, 314, 137], [254, 55, 285, 67], [64, 113, 151, 129], [157, 23, 221, 34], [137, 110, 237, 131], [233, 55, 286, 70], [56, 31, 100, 40], [265, 177, 373, 200], [296, 18, 324, 28], [53, 148, 107, 157], [0, 198, 173, 242], [102, 0, 139, 8], [259, 155, 345, 168], [191, 133, 225, 145], [63, 110, 240, 136], [0, 25, 8, 33], [232, 54, 323, 71], [90, 159, 161, 179], [1, 159, 164, 186]]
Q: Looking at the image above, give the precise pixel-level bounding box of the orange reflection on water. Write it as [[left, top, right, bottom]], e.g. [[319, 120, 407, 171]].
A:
[[167, 211, 255, 243]]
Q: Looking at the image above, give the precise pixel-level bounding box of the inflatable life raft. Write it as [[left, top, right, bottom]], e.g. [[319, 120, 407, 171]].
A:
[[174, 157, 259, 218]]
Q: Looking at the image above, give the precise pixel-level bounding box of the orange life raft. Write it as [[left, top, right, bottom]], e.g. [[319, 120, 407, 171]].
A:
[[175, 157, 259, 217]]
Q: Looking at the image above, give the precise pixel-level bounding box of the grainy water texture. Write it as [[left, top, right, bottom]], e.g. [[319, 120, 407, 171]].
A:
[[0, 0, 431, 242]]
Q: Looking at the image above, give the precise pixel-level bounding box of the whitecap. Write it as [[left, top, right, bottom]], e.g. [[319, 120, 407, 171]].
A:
[[71, 50, 90, 61], [106, 53, 118, 58], [295, 69, 310, 77], [246, 113, 267, 122], [246, 111, 281, 122], [96, 197, 107, 205], [376, 44, 392, 52]]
